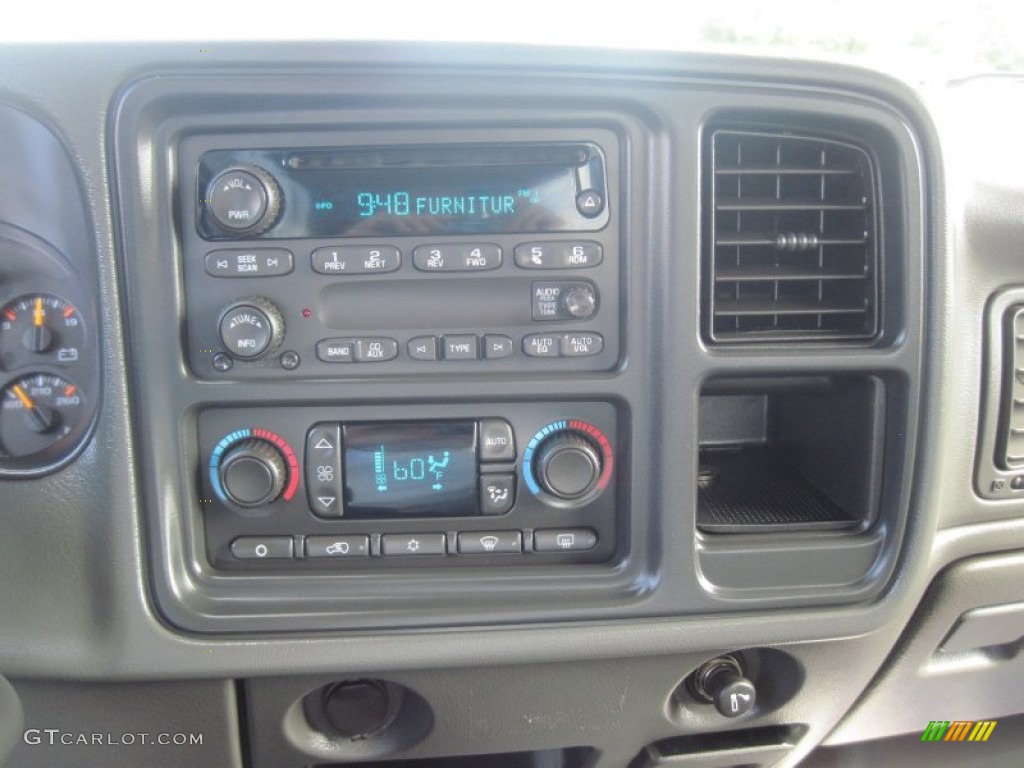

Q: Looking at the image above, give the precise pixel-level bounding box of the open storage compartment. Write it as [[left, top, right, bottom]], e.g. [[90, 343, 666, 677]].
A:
[[698, 376, 884, 533]]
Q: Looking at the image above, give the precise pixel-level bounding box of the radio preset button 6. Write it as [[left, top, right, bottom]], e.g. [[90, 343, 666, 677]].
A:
[[413, 243, 502, 272], [514, 241, 602, 269], [523, 334, 561, 357], [480, 474, 516, 515], [206, 248, 293, 277], [382, 533, 447, 557], [408, 336, 439, 361], [457, 531, 521, 555], [311, 245, 401, 275], [306, 535, 369, 558], [442, 335, 478, 360], [483, 335, 514, 359]]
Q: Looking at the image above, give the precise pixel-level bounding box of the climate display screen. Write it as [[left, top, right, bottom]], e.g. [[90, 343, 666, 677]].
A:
[[342, 421, 478, 517]]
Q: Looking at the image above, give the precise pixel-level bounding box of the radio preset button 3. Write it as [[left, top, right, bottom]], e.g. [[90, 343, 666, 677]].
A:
[[311, 245, 401, 275]]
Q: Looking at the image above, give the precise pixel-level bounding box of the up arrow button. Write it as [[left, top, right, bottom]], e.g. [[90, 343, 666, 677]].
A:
[[576, 189, 604, 218]]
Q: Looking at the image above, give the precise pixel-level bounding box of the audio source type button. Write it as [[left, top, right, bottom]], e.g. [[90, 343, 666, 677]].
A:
[[457, 531, 521, 555], [231, 536, 294, 560], [534, 528, 598, 552], [443, 335, 478, 360], [205, 248, 294, 277], [311, 245, 400, 275], [306, 535, 369, 558], [382, 534, 446, 556]]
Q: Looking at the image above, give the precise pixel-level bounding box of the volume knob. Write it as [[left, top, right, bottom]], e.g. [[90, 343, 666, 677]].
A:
[[219, 438, 287, 507], [206, 166, 282, 236]]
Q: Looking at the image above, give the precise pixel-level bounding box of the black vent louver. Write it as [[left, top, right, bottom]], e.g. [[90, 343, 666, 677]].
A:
[[708, 130, 879, 342]]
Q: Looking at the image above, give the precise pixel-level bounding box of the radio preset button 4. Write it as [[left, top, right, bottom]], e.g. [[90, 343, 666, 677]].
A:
[[311, 245, 400, 275]]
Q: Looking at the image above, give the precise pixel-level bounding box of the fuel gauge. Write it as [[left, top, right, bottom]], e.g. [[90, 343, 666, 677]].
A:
[[0, 373, 85, 458], [0, 294, 85, 370]]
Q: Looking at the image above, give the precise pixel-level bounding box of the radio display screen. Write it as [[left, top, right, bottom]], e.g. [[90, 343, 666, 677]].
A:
[[342, 421, 478, 517]]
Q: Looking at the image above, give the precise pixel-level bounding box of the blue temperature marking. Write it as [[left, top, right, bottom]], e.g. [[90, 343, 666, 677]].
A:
[[522, 421, 567, 495], [209, 429, 252, 503]]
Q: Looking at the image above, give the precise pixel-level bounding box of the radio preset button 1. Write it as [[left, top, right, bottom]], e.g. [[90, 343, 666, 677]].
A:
[[311, 245, 401, 275], [534, 528, 598, 553], [306, 423, 343, 518], [382, 533, 447, 556], [206, 248, 294, 277], [523, 334, 561, 357], [442, 335, 478, 360], [562, 333, 604, 357], [413, 243, 502, 272], [306, 535, 369, 558], [355, 338, 399, 362], [480, 474, 516, 515], [479, 419, 516, 462], [514, 241, 602, 269], [457, 530, 521, 554], [408, 336, 439, 361], [483, 335, 514, 359], [231, 536, 294, 560], [316, 338, 355, 363]]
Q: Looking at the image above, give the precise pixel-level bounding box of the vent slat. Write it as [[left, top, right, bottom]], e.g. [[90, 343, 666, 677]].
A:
[[714, 299, 867, 317], [706, 129, 879, 343]]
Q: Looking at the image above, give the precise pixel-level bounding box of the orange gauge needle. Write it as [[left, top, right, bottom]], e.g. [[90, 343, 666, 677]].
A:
[[12, 384, 34, 409], [33, 297, 44, 327]]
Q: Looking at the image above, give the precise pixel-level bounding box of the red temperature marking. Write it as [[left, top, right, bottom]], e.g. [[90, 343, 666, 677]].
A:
[[3, 309, 15, 322]]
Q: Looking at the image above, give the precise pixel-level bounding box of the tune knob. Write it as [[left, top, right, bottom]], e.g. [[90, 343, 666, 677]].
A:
[[218, 297, 284, 360], [218, 438, 288, 507], [205, 166, 282, 236], [534, 433, 602, 500]]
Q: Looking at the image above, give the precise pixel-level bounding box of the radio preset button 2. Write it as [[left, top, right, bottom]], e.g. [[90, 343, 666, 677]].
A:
[[523, 334, 561, 357], [230, 536, 294, 560], [205, 248, 293, 277], [306, 535, 369, 558], [408, 336, 439, 361], [483, 335, 514, 359], [382, 533, 447, 557], [534, 528, 598, 553], [413, 243, 502, 272], [479, 419, 516, 462], [442, 335, 478, 360], [480, 474, 516, 515], [514, 241, 602, 269], [311, 245, 401, 275], [457, 530, 521, 555]]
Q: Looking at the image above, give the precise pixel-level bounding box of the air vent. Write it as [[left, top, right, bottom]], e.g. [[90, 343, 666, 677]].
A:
[[708, 130, 879, 342]]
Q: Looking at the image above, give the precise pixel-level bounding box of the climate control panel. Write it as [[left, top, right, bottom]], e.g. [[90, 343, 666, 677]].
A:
[[198, 402, 620, 570]]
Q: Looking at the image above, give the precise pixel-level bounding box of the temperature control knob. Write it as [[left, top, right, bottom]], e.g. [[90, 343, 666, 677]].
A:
[[218, 297, 284, 360], [218, 438, 287, 507], [534, 433, 602, 501], [205, 166, 282, 236]]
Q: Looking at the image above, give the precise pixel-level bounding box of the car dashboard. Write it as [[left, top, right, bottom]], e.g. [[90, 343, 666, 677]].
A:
[[0, 41, 1022, 768]]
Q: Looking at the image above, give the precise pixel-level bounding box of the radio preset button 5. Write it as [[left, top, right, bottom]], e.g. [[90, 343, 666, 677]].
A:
[[206, 248, 293, 277], [457, 531, 521, 555], [413, 243, 502, 272], [514, 241, 602, 270], [311, 245, 401, 275], [382, 533, 447, 557]]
